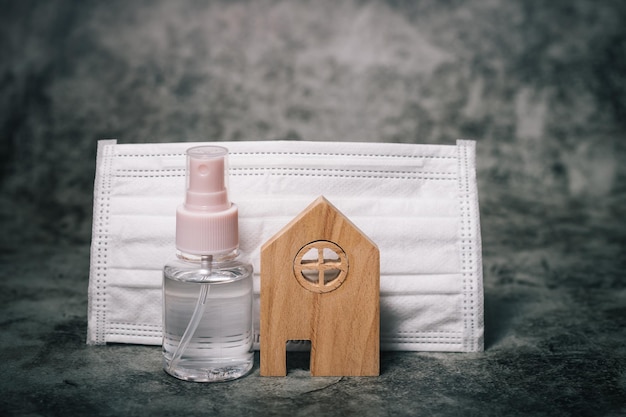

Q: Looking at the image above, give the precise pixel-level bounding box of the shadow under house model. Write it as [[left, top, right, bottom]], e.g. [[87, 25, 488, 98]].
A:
[[260, 196, 380, 377]]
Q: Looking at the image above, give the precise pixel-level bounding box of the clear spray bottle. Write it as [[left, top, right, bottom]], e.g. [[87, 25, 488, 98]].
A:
[[162, 146, 254, 382]]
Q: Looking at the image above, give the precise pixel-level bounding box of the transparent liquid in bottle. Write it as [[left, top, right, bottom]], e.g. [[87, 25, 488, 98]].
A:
[[162, 258, 254, 382]]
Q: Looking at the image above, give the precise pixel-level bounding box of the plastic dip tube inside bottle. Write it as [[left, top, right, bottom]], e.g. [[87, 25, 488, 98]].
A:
[[162, 146, 254, 382]]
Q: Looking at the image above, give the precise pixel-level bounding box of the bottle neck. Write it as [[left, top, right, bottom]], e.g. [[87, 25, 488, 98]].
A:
[[175, 249, 240, 264]]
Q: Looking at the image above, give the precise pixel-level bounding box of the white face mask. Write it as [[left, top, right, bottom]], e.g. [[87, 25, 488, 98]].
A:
[[88, 139, 483, 352]]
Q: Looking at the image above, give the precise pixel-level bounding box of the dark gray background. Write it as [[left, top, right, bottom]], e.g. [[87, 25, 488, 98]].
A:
[[1, 1, 625, 416]]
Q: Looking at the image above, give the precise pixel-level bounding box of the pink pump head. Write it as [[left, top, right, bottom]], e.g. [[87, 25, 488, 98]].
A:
[[176, 146, 239, 255]]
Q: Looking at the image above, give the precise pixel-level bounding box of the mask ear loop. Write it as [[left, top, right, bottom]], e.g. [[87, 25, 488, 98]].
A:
[[167, 256, 212, 374]]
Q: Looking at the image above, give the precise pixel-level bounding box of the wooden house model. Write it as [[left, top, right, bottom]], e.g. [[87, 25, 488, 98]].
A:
[[260, 196, 380, 376]]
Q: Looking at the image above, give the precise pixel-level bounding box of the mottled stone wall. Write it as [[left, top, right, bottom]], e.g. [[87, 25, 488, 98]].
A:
[[1, 0, 625, 246]]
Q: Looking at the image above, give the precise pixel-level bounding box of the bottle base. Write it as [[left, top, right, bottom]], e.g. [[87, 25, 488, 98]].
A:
[[163, 357, 254, 382]]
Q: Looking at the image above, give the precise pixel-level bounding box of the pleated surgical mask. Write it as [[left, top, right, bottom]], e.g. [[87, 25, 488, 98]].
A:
[[87, 139, 484, 352]]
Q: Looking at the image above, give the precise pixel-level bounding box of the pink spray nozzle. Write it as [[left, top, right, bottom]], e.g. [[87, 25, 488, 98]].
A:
[[185, 146, 230, 211], [176, 145, 239, 255]]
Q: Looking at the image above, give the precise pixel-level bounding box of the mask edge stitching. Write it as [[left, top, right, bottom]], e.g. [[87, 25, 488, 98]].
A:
[[90, 142, 114, 345], [112, 152, 458, 160]]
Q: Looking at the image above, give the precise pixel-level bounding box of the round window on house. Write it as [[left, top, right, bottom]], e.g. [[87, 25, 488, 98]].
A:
[[293, 241, 348, 293]]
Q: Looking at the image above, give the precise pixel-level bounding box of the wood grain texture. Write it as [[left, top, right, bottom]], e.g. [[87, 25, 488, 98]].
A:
[[260, 196, 380, 376]]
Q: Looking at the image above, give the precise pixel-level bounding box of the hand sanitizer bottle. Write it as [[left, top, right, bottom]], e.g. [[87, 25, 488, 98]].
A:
[[162, 146, 254, 382]]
